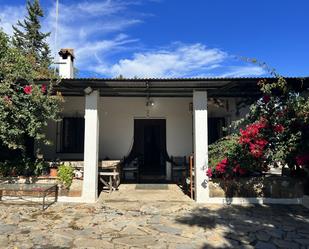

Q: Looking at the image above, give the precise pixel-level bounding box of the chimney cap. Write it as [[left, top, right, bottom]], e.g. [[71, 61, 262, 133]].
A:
[[59, 48, 75, 60]]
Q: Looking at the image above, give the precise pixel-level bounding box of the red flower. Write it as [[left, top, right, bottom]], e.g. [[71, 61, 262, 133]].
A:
[[41, 84, 46, 93], [233, 164, 247, 175], [263, 95, 270, 103], [221, 158, 228, 164], [215, 158, 228, 174], [274, 124, 284, 133], [239, 168, 247, 175], [296, 154, 309, 166], [206, 168, 213, 178], [233, 164, 240, 173], [255, 139, 268, 148], [23, 85, 32, 95]]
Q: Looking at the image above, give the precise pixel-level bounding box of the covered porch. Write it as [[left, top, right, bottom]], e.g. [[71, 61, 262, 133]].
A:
[[37, 77, 306, 203]]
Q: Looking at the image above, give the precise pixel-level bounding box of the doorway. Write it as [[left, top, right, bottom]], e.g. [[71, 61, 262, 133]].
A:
[[134, 119, 167, 179]]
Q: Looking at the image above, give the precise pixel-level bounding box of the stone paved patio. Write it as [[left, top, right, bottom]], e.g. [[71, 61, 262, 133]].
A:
[[0, 184, 309, 249]]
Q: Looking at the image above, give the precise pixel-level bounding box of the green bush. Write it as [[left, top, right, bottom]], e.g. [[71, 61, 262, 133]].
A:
[[57, 163, 74, 189], [209, 135, 239, 169], [0, 157, 48, 177]]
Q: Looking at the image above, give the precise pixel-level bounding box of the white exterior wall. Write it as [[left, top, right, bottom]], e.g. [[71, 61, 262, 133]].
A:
[[40, 96, 244, 161]]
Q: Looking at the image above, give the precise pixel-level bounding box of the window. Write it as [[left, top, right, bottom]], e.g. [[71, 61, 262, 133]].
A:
[[57, 117, 85, 153], [208, 117, 226, 144]]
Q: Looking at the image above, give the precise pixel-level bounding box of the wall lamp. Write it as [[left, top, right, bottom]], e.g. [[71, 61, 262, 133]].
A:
[[84, 86, 93, 95]]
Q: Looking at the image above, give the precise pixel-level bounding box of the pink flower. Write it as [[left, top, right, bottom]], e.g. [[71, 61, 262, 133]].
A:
[[274, 124, 284, 133], [3, 95, 11, 102], [296, 154, 309, 166], [233, 164, 247, 175], [23, 85, 32, 95], [215, 158, 228, 174], [41, 84, 46, 93], [263, 95, 270, 103], [206, 168, 213, 178]]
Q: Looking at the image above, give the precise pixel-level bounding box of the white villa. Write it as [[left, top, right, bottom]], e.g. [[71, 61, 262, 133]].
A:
[[36, 49, 308, 203]]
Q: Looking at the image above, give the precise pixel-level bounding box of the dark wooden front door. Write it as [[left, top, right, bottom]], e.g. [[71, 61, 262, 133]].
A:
[[134, 119, 166, 176]]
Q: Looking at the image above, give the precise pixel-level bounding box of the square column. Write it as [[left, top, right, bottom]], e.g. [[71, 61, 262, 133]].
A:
[[82, 90, 99, 202], [193, 91, 209, 203]]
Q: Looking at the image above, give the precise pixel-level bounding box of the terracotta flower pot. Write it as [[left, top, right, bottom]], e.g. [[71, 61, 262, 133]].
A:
[[50, 168, 58, 177]]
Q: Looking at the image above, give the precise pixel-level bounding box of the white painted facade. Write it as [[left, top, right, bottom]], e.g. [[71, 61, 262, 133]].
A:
[[41, 96, 241, 161], [39, 93, 244, 203]]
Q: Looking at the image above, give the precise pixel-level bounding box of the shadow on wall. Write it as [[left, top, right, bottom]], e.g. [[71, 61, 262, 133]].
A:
[[176, 204, 309, 248], [209, 176, 305, 200]]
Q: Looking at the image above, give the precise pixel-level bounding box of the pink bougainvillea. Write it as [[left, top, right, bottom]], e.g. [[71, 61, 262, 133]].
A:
[[41, 84, 46, 93], [23, 85, 32, 94], [296, 154, 309, 167], [206, 168, 213, 178], [215, 158, 228, 174], [274, 124, 284, 133]]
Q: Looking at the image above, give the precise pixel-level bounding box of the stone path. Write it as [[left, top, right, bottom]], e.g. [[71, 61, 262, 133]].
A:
[[0, 185, 309, 248]]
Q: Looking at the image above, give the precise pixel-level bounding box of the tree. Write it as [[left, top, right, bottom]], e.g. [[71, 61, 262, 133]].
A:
[[0, 30, 62, 155], [12, 0, 52, 71]]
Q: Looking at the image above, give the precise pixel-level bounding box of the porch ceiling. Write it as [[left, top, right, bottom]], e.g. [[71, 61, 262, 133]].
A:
[[35, 77, 309, 97]]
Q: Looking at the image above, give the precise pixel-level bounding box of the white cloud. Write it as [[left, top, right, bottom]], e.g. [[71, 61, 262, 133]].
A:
[[96, 43, 227, 77], [0, 6, 25, 35], [0, 1, 265, 78], [93, 43, 265, 78], [218, 66, 265, 77], [42, 0, 142, 71]]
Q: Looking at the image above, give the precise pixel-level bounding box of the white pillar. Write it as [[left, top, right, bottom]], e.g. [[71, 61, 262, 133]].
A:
[[82, 90, 99, 202], [193, 91, 209, 203]]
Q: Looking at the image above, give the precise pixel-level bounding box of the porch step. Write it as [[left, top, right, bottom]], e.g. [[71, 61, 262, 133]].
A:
[[135, 184, 169, 190]]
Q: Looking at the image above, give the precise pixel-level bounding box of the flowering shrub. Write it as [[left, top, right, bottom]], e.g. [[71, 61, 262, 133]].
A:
[[0, 30, 63, 154], [208, 77, 309, 179]]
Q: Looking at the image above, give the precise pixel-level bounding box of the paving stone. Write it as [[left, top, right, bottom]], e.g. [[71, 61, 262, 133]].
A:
[[267, 228, 285, 239], [140, 205, 160, 215], [74, 238, 114, 248], [256, 230, 271, 241], [0, 235, 9, 248], [294, 239, 309, 246], [152, 224, 182, 235], [174, 244, 197, 249], [148, 215, 161, 224], [1, 194, 309, 249], [0, 223, 17, 234], [273, 238, 300, 249], [283, 225, 296, 232], [255, 241, 277, 249], [113, 235, 158, 247]]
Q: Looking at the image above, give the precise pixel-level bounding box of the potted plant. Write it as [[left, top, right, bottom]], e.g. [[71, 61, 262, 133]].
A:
[[49, 162, 58, 177], [57, 163, 74, 191]]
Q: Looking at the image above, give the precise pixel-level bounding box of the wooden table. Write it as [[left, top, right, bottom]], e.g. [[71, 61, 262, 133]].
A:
[[99, 160, 121, 193]]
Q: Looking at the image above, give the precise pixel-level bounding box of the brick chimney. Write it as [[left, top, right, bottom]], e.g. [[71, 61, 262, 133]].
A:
[[58, 48, 75, 78]]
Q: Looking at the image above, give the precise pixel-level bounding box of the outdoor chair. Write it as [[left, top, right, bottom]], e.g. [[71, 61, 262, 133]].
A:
[[170, 156, 188, 185], [122, 157, 140, 182]]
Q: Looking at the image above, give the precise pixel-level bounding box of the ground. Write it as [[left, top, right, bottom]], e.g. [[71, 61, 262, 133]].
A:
[[0, 184, 309, 249]]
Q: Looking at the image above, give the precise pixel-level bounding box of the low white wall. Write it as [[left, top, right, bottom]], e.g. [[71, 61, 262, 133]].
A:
[[39, 96, 243, 161]]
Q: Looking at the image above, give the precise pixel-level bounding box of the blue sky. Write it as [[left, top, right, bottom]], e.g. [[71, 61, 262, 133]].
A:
[[0, 0, 308, 78]]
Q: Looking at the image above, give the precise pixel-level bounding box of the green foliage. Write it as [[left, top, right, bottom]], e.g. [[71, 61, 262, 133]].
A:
[[210, 76, 309, 178], [12, 0, 52, 69], [0, 29, 63, 151], [0, 157, 48, 177], [209, 135, 239, 169], [57, 163, 74, 189]]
